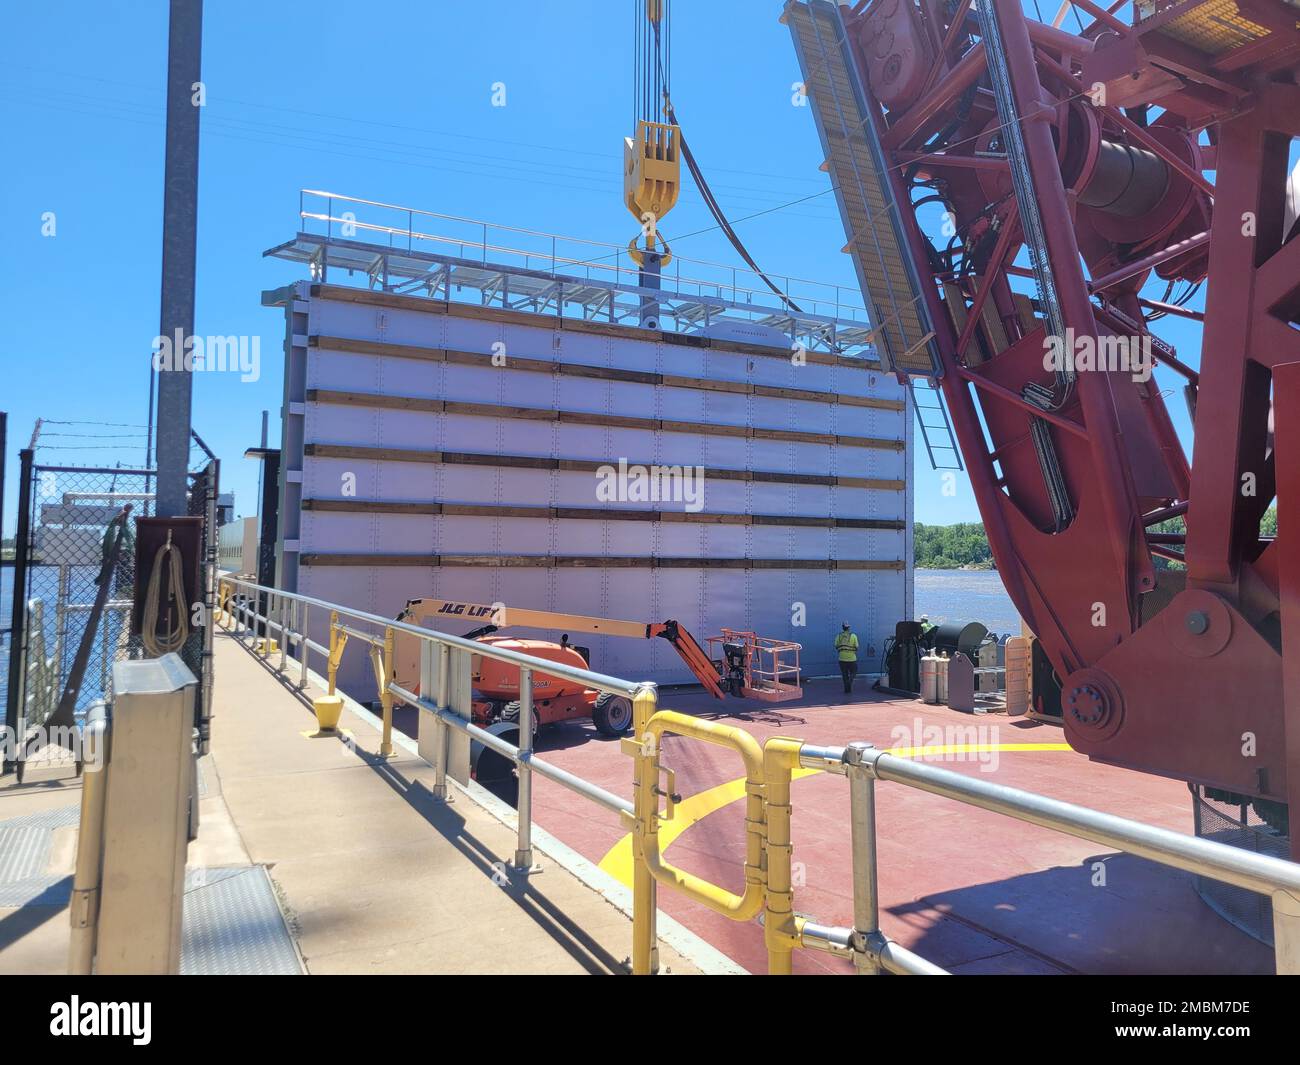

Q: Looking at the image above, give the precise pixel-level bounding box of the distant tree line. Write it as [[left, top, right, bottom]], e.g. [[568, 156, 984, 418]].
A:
[[916, 508, 1277, 571], [914, 522, 993, 569]]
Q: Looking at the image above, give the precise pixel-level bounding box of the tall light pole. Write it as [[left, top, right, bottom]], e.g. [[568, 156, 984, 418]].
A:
[[153, 0, 203, 517]]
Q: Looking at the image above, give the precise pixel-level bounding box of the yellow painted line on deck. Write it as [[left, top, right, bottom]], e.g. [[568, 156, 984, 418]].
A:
[[596, 741, 1073, 887]]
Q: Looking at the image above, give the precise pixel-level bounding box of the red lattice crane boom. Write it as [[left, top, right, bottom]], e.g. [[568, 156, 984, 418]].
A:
[[786, 0, 1300, 852]]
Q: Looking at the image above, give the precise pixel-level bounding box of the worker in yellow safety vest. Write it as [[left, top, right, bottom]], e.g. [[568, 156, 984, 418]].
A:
[[835, 621, 859, 695]]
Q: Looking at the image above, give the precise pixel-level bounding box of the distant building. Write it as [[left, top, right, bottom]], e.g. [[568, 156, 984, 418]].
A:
[[216, 492, 236, 527]]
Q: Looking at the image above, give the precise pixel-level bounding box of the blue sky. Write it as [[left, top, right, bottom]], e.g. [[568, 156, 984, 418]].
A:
[[0, 0, 1204, 535]]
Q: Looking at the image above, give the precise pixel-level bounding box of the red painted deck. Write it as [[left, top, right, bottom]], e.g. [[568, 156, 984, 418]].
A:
[[400, 679, 1276, 974]]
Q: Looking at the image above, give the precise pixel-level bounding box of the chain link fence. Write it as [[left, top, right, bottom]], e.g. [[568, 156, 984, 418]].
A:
[[4, 425, 218, 769], [21, 464, 152, 732]]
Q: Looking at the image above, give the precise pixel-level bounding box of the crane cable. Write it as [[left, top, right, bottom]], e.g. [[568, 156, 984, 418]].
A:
[[667, 100, 805, 315], [142, 533, 189, 656], [647, 9, 804, 315]]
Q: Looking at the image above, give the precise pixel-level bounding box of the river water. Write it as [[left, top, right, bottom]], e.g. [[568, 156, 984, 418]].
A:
[[914, 568, 1020, 636], [0, 566, 1022, 710]]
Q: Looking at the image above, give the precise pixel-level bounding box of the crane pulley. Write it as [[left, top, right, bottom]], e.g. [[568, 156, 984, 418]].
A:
[[625, 0, 680, 267]]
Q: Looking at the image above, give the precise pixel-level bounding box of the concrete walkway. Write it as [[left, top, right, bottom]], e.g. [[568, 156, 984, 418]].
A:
[[2, 631, 710, 974], [211, 632, 708, 974]]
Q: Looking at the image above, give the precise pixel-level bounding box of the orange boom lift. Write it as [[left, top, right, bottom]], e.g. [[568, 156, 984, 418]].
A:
[[390, 597, 801, 751]]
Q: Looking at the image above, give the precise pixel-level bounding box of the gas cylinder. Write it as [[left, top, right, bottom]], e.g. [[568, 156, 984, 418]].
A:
[[920, 653, 941, 704]]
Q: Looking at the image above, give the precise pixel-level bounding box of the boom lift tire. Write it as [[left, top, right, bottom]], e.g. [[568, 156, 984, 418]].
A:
[[500, 700, 539, 741], [592, 693, 633, 737], [470, 721, 522, 785]]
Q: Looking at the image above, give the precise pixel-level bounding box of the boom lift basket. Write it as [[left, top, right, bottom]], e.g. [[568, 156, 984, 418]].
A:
[[707, 629, 802, 703]]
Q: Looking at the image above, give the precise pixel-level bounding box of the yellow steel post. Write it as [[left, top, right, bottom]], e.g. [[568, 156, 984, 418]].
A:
[[631, 683, 660, 975], [763, 738, 804, 975], [379, 626, 395, 757], [327, 611, 340, 695]]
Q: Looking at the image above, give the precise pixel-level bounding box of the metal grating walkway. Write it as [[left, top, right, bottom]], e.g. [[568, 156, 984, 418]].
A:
[[0, 803, 302, 975], [0, 805, 80, 887], [785, 0, 938, 375], [785, 0, 962, 472], [181, 866, 302, 976]]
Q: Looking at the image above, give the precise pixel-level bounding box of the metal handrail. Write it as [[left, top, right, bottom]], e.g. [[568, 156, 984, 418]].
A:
[[216, 573, 664, 972], [217, 574, 641, 700], [298, 188, 867, 316], [299, 214, 871, 329], [785, 741, 1300, 975], [388, 683, 633, 818]]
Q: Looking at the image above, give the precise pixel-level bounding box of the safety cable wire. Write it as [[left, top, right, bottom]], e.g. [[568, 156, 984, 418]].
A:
[[667, 100, 806, 316]]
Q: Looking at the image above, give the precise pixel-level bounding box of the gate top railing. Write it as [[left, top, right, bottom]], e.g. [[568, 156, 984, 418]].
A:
[[294, 188, 872, 327]]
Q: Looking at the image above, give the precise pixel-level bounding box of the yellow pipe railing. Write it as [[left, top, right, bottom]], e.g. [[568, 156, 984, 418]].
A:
[[326, 611, 346, 696], [630, 686, 659, 976], [367, 625, 396, 758], [627, 709, 767, 928], [763, 737, 805, 975]]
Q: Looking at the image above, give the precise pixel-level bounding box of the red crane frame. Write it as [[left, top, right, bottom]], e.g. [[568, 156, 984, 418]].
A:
[[789, 0, 1300, 852]]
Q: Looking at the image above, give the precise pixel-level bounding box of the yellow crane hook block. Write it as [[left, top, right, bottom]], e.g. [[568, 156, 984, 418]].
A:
[[624, 119, 680, 262]]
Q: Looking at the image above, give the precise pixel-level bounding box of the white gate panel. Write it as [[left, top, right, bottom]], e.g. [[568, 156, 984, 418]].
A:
[[280, 289, 909, 693], [444, 315, 508, 355], [656, 386, 709, 422], [696, 479, 747, 513], [311, 349, 380, 392], [655, 523, 706, 557], [702, 391, 750, 426], [376, 460, 439, 502], [701, 524, 753, 558], [554, 470, 605, 507], [699, 435, 749, 468], [657, 342, 706, 377]]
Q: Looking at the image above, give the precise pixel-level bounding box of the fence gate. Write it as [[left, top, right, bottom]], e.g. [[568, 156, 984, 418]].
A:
[[3, 451, 218, 773]]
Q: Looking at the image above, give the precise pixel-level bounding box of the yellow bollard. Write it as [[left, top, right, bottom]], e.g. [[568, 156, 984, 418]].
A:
[[630, 684, 660, 976], [313, 611, 345, 732]]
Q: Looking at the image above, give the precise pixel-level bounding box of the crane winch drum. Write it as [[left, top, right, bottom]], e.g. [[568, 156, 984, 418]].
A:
[[932, 621, 989, 660]]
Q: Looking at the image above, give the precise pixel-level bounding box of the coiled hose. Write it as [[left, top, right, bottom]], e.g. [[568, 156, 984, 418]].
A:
[[142, 536, 189, 656]]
